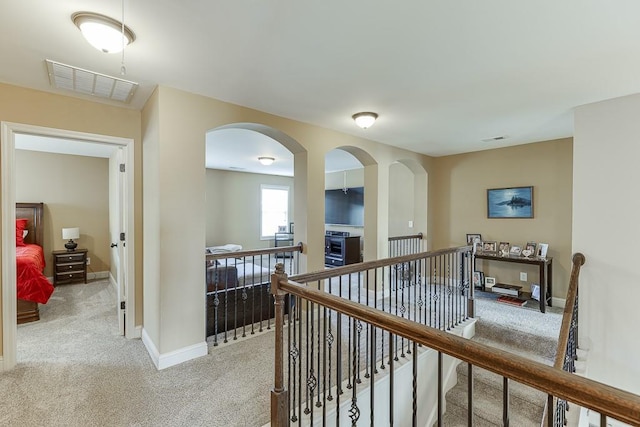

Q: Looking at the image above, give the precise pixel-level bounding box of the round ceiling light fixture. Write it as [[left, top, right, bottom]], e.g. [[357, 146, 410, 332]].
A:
[[72, 11, 136, 54], [258, 156, 275, 166], [352, 112, 378, 129]]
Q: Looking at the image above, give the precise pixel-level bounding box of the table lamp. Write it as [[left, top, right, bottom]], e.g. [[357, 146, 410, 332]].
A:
[[62, 227, 80, 252]]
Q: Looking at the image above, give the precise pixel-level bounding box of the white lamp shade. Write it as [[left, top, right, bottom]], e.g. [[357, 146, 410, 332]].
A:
[[352, 112, 378, 129], [72, 12, 135, 54], [258, 156, 275, 166], [62, 227, 80, 240]]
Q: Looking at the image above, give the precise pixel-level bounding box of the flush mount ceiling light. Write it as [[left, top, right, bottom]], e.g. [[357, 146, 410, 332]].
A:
[[72, 11, 135, 54], [352, 112, 378, 129], [258, 156, 275, 166]]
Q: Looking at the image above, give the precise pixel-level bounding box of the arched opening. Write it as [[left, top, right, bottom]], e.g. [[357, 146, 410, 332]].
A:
[[388, 158, 428, 248]]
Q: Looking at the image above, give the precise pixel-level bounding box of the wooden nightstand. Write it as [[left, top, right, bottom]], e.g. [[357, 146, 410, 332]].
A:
[[52, 249, 88, 286]]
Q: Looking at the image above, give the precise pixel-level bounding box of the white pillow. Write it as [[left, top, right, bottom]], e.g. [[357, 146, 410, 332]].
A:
[[205, 244, 242, 254]]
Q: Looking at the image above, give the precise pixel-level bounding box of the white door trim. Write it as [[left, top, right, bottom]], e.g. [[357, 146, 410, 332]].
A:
[[1, 122, 137, 371]]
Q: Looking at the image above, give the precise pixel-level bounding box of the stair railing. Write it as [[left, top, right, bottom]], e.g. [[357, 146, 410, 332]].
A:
[[543, 252, 585, 426], [205, 243, 302, 345], [271, 252, 640, 426], [388, 232, 424, 257]]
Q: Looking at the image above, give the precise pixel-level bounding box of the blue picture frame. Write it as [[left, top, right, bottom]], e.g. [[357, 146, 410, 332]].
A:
[[487, 186, 533, 219]]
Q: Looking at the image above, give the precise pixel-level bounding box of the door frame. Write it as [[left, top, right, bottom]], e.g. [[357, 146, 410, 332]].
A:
[[1, 122, 136, 371]]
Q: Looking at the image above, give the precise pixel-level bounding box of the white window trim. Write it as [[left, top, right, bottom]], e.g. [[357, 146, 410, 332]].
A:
[[260, 184, 290, 240]]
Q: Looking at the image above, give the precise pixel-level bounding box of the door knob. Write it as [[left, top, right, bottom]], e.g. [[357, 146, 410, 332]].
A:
[[110, 243, 118, 248]]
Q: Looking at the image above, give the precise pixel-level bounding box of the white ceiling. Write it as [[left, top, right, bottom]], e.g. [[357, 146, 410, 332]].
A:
[[3, 0, 640, 158], [205, 128, 361, 176]]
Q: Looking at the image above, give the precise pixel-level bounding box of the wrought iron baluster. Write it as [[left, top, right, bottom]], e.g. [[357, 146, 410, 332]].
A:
[[468, 363, 474, 425], [316, 303, 322, 409], [349, 317, 361, 426], [336, 311, 342, 422], [304, 300, 311, 416], [212, 268, 220, 346], [364, 270, 370, 380], [437, 351, 443, 427], [389, 332, 395, 424], [503, 376, 510, 427], [289, 295, 299, 423], [412, 341, 418, 427], [297, 299, 303, 425]]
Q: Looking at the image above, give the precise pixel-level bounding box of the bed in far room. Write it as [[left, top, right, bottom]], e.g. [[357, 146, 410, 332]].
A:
[[16, 202, 54, 324]]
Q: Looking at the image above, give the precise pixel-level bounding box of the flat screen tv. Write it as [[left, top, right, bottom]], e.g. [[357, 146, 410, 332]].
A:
[[325, 187, 364, 226]]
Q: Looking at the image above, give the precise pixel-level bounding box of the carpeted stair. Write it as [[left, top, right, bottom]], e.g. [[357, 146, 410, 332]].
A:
[[439, 300, 560, 426]]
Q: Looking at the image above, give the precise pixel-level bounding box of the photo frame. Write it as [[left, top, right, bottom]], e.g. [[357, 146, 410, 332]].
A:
[[525, 241, 537, 254], [498, 241, 510, 254], [482, 241, 497, 253], [510, 245, 522, 256], [289, 222, 294, 234], [466, 233, 482, 245], [472, 271, 485, 289], [277, 225, 287, 233], [487, 186, 533, 219], [485, 277, 496, 287], [537, 243, 549, 259]]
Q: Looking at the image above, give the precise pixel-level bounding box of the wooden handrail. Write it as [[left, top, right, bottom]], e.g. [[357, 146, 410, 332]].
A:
[[388, 232, 423, 242], [206, 242, 303, 261], [278, 277, 640, 426], [554, 252, 585, 370], [290, 244, 470, 284]]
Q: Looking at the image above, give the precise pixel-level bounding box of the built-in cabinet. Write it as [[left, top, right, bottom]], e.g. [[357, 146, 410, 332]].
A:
[[324, 235, 360, 266]]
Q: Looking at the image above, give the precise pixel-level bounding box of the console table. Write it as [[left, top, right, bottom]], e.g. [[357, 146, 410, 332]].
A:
[[474, 253, 553, 313]]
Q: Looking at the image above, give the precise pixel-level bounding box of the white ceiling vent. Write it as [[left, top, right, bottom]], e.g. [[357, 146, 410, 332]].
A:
[[481, 135, 508, 143], [45, 59, 137, 103]]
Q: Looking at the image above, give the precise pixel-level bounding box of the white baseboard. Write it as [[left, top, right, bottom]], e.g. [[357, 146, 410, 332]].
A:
[[131, 325, 142, 339], [141, 328, 207, 370], [551, 297, 566, 309], [88, 271, 109, 281]]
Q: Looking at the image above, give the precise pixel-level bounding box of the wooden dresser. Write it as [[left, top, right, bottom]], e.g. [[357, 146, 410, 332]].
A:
[[52, 249, 88, 286]]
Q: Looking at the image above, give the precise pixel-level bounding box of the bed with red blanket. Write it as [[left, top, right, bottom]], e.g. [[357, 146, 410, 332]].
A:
[[16, 202, 53, 324]]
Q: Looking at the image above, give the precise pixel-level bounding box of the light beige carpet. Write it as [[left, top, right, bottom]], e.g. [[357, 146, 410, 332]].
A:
[[2, 280, 274, 427]]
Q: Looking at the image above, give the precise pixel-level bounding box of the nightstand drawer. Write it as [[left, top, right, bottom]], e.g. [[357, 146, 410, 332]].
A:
[[56, 271, 85, 281], [56, 262, 85, 273], [55, 253, 85, 263]]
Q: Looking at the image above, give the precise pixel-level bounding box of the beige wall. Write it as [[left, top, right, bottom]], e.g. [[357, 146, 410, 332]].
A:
[[15, 150, 110, 276], [205, 169, 294, 249], [142, 85, 431, 358], [0, 83, 143, 356], [430, 138, 573, 299], [574, 93, 640, 394]]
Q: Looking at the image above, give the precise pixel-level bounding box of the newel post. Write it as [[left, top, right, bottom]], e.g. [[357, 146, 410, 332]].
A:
[[271, 263, 289, 426]]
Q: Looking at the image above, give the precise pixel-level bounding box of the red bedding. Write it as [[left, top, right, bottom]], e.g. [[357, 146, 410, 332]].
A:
[[16, 244, 54, 304]]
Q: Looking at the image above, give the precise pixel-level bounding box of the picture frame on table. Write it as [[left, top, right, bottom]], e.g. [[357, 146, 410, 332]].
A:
[[537, 243, 549, 259], [482, 241, 497, 253], [472, 271, 485, 289], [485, 277, 496, 287], [466, 233, 482, 245], [525, 241, 537, 253], [510, 245, 522, 256], [487, 186, 534, 219], [498, 241, 510, 253]]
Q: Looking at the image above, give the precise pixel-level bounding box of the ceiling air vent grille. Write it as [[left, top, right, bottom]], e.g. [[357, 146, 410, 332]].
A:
[[45, 59, 137, 103], [481, 135, 508, 143]]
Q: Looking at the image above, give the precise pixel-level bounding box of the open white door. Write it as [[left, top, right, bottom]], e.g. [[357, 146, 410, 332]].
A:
[[109, 148, 127, 335]]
